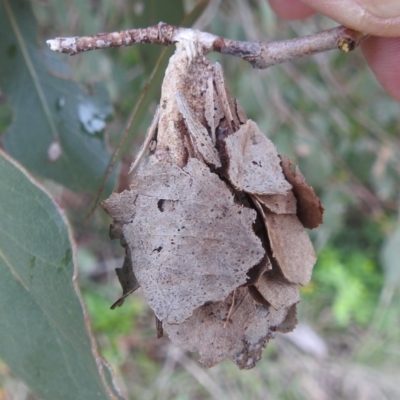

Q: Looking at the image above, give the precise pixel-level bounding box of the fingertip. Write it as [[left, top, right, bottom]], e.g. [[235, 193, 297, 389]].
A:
[[268, 0, 315, 20], [361, 37, 400, 102], [301, 0, 400, 36]]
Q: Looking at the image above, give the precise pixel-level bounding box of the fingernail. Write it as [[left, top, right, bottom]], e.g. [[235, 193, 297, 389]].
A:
[[361, 0, 400, 18]]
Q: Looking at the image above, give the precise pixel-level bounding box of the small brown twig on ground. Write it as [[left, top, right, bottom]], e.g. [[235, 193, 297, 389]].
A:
[[47, 23, 367, 68]]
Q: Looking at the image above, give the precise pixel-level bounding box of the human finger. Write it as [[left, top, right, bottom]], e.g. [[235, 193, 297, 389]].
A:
[[301, 0, 400, 36], [361, 37, 400, 101], [268, 0, 315, 20]]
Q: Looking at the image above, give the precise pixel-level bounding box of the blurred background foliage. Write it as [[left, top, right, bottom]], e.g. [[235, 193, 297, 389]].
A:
[[0, 0, 399, 399]]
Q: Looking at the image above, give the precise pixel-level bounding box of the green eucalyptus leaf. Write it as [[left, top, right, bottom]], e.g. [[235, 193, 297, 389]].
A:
[[0, 150, 124, 400], [0, 0, 116, 196]]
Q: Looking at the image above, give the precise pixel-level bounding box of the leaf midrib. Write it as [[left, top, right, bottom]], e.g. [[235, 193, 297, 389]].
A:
[[3, 0, 59, 141]]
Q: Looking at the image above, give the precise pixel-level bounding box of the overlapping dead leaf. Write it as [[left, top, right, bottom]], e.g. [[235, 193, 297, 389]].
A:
[[280, 155, 324, 229], [103, 158, 264, 324], [102, 38, 323, 369], [164, 287, 289, 369]]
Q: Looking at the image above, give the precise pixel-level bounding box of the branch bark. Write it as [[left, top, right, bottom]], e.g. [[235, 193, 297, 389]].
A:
[[47, 23, 367, 69]]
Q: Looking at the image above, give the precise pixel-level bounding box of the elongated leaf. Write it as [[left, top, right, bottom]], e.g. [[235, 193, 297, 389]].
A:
[[0, 0, 116, 195], [0, 150, 124, 400]]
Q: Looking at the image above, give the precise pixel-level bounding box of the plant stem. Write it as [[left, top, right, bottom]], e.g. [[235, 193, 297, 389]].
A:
[[47, 23, 367, 69]]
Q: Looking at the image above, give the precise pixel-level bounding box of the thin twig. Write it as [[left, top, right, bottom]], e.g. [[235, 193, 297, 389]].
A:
[[84, 48, 168, 220], [128, 106, 160, 175], [47, 23, 367, 69]]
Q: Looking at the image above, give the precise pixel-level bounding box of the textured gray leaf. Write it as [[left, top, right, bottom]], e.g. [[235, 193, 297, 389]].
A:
[[255, 273, 300, 310], [175, 91, 221, 168], [102, 157, 265, 324], [224, 120, 292, 195], [255, 191, 297, 214], [276, 304, 298, 333], [164, 287, 288, 369], [102, 39, 322, 369]]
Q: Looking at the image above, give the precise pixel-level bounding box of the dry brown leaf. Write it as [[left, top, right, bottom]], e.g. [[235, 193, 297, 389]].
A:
[[204, 76, 224, 144], [245, 254, 271, 286], [276, 304, 298, 333], [102, 157, 265, 324], [155, 41, 217, 167], [254, 272, 300, 310], [164, 287, 289, 369], [214, 62, 240, 130], [263, 212, 316, 285], [253, 197, 316, 286], [223, 120, 292, 195], [248, 285, 269, 306], [175, 91, 222, 168], [101, 37, 323, 369], [234, 99, 247, 124], [280, 155, 324, 229], [110, 250, 140, 309], [103, 189, 140, 239], [255, 191, 297, 214]]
